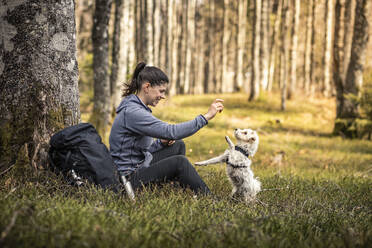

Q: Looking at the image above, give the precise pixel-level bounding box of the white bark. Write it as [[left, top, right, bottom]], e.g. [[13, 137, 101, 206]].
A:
[[260, 0, 270, 90], [249, 0, 262, 100], [146, 0, 154, 65], [323, 0, 334, 97], [236, 0, 247, 91], [288, 0, 300, 99], [184, 0, 195, 94]]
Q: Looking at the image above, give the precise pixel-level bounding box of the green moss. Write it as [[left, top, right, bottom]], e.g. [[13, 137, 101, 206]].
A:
[[47, 108, 67, 132], [0, 109, 34, 167], [0, 105, 70, 171]]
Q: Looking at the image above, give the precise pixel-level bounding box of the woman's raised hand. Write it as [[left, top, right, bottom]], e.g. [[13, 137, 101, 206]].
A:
[[203, 99, 224, 121]]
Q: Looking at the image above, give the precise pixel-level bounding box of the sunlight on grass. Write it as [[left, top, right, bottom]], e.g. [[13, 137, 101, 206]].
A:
[[2, 92, 371, 248]]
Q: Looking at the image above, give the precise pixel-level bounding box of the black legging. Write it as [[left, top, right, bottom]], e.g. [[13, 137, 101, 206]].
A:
[[128, 140, 211, 195]]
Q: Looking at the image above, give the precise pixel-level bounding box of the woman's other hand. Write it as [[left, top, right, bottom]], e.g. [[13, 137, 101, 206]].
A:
[[161, 139, 176, 146], [203, 99, 224, 121]]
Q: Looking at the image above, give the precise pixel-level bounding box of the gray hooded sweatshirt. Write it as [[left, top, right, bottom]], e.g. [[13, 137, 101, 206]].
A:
[[109, 94, 208, 174]]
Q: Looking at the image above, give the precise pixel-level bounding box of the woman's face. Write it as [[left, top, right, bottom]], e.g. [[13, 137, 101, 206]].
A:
[[145, 83, 168, 107]]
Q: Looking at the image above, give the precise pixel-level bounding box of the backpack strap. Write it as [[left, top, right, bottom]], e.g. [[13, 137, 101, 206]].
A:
[[64, 150, 72, 170]]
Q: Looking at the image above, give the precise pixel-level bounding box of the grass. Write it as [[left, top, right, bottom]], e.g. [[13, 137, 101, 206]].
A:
[[1, 93, 371, 248]]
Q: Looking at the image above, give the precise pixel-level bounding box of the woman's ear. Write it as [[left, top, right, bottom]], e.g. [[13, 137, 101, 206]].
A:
[[142, 81, 151, 93]]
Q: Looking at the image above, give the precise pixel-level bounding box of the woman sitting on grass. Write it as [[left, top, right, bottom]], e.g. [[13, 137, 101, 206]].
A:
[[109, 62, 224, 195]]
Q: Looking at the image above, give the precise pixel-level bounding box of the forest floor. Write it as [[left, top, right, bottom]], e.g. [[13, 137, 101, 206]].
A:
[[1, 93, 371, 247]]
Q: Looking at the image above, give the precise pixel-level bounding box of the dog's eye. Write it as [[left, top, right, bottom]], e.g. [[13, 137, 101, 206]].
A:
[[243, 132, 247, 135]]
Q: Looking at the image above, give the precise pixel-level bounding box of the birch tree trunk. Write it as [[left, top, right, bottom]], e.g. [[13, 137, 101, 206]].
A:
[[178, 0, 188, 94], [135, 0, 148, 61], [170, 0, 180, 96], [222, 0, 230, 93], [236, 0, 247, 92], [76, 0, 93, 61], [260, 0, 270, 91], [215, 3, 224, 93], [280, 0, 290, 110], [287, 0, 300, 99], [184, 0, 195, 94], [146, 0, 154, 65], [159, 1, 168, 71], [322, 0, 334, 97], [207, 0, 217, 93], [249, 0, 262, 101], [195, 1, 205, 94], [91, 0, 112, 139], [110, 0, 123, 111], [120, 0, 136, 99], [333, 0, 346, 119], [304, 0, 315, 94], [0, 0, 80, 170], [153, 0, 161, 67], [268, 0, 283, 92], [166, 0, 173, 94]]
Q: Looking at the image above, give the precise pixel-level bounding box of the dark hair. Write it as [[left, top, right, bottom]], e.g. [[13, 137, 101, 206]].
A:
[[122, 62, 169, 97]]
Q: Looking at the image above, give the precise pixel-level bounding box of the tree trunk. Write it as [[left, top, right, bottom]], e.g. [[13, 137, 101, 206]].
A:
[[147, 0, 154, 65], [159, 1, 168, 71], [235, 0, 247, 92], [110, 0, 123, 112], [167, 0, 173, 93], [215, 1, 224, 93], [135, 0, 148, 61], [260, 0, 270, 91], [0, 0, 80, 170], [304, 0, 315, 94], [195, 1, 205, 94], [333, 0, 370, 138], [222, 0, 231, 93], [343, 0, 356, 81], [341, 0, 370, 118], [76, 0, 94, 61], [120, 0, 136, 98], [249, 0, 262, 101], [287, 0, 300, 99], [91, 0, 112, 139], [170, 0, 180, 96], [268, 0, 283, 92], [207, 0, 217, 93], [280, 0, 290, 110], [322, 0, 334, 97], [178, 0, 188, 94], [184, 0, 195, 94], [153, 0, 161, 67], [333, 0, 346, 119]]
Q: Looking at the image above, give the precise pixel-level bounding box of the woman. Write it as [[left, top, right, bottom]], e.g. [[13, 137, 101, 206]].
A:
[[109, 62, 224, 195]]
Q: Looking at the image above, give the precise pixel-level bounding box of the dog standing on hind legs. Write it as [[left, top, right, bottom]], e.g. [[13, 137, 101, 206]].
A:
[[195, 128, 261, 202]]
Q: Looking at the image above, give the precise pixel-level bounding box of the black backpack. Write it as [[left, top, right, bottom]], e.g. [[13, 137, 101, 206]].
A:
[[48, 123, 120, 192]]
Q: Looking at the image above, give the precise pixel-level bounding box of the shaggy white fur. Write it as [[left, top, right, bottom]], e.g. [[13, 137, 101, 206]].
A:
[[195, 128, 261, 201]]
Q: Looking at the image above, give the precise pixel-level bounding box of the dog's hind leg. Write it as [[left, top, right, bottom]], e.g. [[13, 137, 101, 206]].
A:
[[225, 136, 234, 149], [195, 152, 228, 166]]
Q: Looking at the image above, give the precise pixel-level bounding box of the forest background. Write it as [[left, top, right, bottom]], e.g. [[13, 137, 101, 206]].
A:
[[76, 0, 372, 140], [0, 0, 371, 247]]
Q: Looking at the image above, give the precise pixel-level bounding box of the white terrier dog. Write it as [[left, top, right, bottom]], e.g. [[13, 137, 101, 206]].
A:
[[195, 128, 261, 201]]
